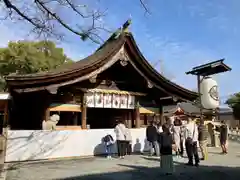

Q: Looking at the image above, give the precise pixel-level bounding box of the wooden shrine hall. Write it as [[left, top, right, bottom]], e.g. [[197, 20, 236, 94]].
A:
[[5, 21, 198, 130]]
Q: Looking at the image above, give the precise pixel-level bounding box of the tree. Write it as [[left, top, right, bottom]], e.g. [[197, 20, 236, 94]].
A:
[[0, 40, 73, 91], [225, 93, 240, 119], [1, 0, 150, 43]]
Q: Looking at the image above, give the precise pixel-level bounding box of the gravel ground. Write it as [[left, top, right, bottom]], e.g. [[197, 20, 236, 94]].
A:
[[5, 141, 240, 180]]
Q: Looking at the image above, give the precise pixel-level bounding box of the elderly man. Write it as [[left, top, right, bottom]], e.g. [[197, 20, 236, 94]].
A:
[[184, 116, 200, 166]]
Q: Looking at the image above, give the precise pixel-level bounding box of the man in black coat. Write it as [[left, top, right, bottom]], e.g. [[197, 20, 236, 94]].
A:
[[146, 121, 160, 156]]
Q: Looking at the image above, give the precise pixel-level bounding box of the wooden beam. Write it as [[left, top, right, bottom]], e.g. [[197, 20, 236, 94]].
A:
[[81, 94, 87, 129]]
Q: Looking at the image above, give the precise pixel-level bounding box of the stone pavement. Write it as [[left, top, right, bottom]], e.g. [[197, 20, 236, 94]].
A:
[[5, 141, 240, 180]]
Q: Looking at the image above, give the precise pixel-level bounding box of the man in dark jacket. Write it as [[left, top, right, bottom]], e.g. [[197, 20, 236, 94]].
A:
[[146, 121, 159, 156]]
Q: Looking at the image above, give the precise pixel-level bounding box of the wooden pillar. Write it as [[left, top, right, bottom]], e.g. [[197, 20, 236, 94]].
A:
[[45, 108, 50, 121], [159, 105, 164, 125], [123, 112, 127, 127], [135, 107, 140, 128], [81, 94, 87, 129], [126, 111, 132, 128], [3, 101, 8, 127], [197, 75, 204, 124]]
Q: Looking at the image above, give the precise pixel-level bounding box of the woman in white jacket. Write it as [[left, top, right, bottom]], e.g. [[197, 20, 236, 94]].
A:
[[114, 120, 127, 158]]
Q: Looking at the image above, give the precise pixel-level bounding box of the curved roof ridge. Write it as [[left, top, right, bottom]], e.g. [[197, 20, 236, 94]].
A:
[[6, 33, 126, 80], [125, 33, 197, 96]]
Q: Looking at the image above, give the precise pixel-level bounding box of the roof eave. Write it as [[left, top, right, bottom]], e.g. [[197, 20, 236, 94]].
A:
[[126, 34, 198, 100], [186, 59, 232, 76]]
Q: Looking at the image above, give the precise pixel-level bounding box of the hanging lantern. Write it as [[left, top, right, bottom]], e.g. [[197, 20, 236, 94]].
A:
[[200, 77, 220, 109]]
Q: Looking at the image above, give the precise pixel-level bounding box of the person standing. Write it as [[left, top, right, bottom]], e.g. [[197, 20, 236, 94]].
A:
[[179, 125, 185, 157], [146, 121, 160, 156], [219, 120, 228, 154], [173, 118, 182, 156], [207, 122, 215, 147], [198, 122, 209, 160], [114, 120, 127, 158], [125, 127, 132, 155], [184, 116, 200, 166], [159, 124, 174, 175]]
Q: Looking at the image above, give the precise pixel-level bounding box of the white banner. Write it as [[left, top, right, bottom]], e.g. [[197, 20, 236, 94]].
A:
[[128, 95, 135, 109], [120, 95, 128, 109], [86, 94, 95, 107], [112, 94, 120, 108], [103, 94, 112, 108], [95, 93, 104, 108]]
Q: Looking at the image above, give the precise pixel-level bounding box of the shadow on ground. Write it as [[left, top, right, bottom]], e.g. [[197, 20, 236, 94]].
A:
[[55, 161, 240, 180]]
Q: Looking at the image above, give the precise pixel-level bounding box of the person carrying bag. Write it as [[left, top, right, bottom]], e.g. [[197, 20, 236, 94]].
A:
[[184, 117, 200, 166]]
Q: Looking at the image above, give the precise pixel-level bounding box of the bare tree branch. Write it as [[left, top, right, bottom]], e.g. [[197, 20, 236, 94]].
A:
[[35, 0, 87, 38], [65, 0, 90, 18], [2, 0, 45, 28], [0, 0, 151, 43], [1, 0, 109, 43], [139, 0, 151, 15]]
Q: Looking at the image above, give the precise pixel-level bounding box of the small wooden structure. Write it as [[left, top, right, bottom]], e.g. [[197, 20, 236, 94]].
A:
[[164, 102, 213, 116], [5, 21, 198, 130]]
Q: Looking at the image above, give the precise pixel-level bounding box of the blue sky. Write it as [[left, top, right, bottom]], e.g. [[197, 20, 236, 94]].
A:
[[1, 0, 240, 104]]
